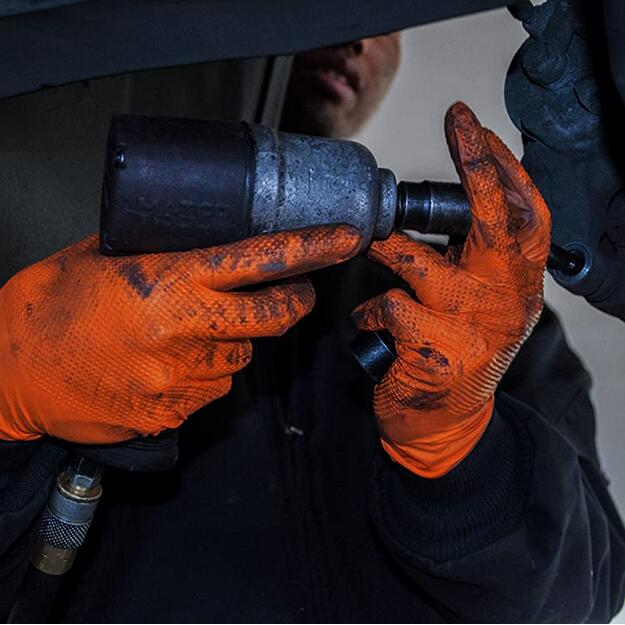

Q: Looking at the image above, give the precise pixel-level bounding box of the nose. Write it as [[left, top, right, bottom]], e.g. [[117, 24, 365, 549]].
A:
[[345, 39, 366, 57]]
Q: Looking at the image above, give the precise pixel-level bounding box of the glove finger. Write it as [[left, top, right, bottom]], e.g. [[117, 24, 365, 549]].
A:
[[59, 375, 234, 443], [369, 232, 464, 313], [351, 287, 447, 343], [189, 340, 253, 380], [138, 377, 234, 435], [484, 129, 551, 265], [180, 224, 361, 291], [352, 289, 414, 340], [191, 279, 316, 339], [444, 102, 516, 262]]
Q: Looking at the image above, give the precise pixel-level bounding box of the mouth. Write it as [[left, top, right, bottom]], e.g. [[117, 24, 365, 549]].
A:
[[302, 64, 361, 102]]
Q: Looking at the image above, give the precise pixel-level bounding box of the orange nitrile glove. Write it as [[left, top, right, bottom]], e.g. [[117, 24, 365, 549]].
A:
[[0, 225, 361, 444], [352, 102, 551, 478]]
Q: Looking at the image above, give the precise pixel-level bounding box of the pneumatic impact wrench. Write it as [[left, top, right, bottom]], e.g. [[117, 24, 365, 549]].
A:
[[99, 114, 589, 380]]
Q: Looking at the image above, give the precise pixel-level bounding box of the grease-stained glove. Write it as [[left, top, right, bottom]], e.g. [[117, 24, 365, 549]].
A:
[[0, 225, 360, 444], [352, 102, 550, 478]]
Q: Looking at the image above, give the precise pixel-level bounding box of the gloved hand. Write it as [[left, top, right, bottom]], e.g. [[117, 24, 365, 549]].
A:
[[0, 225, 360, 444], [352, 102, 550, 478]]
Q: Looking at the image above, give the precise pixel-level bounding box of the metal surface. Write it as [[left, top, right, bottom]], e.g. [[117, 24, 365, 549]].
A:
[[548, 244, 585, 275], [29, 540, 78, 576], [30, 456, 103, 575], [397, 180, 471, 239], [350, 330, 397, 383], [101, 115, 396, 255], [248, 124, 393, 250]]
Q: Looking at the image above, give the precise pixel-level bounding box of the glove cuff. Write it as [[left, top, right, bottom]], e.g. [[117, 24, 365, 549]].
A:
[[381, 395, 494, 478], [369, 396, 533, 561]]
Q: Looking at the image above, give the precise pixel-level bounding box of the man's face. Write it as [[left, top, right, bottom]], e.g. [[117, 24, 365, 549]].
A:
[[280, 33, 401, 139]]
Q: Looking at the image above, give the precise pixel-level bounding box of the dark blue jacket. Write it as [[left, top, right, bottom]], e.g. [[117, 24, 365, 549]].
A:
[[2, 256, 624, 622]]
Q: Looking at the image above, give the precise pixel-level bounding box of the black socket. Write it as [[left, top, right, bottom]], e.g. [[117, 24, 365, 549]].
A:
[[396, 180, 471, 239]]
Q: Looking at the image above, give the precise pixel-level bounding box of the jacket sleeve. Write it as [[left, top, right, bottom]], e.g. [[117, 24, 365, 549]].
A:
[[0, 439, 66, 620], [368, 307, 625, 623]]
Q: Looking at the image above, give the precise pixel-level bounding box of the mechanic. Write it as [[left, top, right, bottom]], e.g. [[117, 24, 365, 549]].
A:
[[1, 33, 624, 622]]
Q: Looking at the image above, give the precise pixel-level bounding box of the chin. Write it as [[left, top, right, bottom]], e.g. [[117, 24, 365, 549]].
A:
[[305, 100, 366, 139], [281, 96, 353, 139], [307, 110, 355, 139]]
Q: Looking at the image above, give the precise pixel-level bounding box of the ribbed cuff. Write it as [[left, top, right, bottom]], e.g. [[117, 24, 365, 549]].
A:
[[370, 395, 533, 562]]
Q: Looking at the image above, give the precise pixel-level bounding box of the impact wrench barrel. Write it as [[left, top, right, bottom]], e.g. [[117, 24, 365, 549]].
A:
[[100, 114, 581, 274]]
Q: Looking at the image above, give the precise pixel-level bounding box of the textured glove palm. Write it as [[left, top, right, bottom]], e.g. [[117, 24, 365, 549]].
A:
[[353, 102, 551, 478], [0, 225, 360, 444]]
